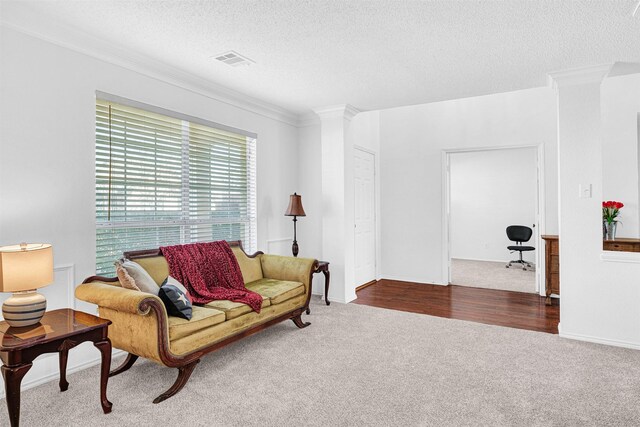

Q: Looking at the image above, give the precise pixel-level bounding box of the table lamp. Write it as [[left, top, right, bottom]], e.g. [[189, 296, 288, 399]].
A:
[[285, 193, 306, 257], [0, 243, 53, 327]]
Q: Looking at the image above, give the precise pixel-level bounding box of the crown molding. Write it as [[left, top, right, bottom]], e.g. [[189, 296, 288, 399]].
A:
[[547, 63, 614, 91], [313, 104, 361, 121], [0, 4, 300, 127], [297, 111, 321, 127]]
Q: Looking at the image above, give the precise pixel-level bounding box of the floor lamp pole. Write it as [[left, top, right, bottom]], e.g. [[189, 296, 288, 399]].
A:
[[292, 216, 299, 257]]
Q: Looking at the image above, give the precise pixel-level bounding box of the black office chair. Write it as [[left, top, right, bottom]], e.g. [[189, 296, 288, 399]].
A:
[[505, 225, 535, 270]]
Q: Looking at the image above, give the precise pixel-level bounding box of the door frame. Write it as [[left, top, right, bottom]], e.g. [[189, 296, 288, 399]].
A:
[[441, 144, 546, 295], [354, 145, 380, 284]]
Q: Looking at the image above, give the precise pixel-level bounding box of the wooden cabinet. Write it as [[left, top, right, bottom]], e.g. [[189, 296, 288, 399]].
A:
[[542, 235, 559, 306], [542, 235, 640, 305], [603, 239, 640, 252]]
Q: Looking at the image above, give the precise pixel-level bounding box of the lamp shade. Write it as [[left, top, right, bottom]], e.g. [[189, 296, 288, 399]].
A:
[[285, 193, 306, 217], [0, 243, 53, 292]]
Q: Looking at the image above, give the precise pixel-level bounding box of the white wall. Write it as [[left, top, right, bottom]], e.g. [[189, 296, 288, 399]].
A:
[[555, 69, 640, 349], [0, 26, 300, 395], [450, 148, 537, 263], [377, 87, 558, 285], [297, 120, 325, 295], [601, 74, 640, 238]]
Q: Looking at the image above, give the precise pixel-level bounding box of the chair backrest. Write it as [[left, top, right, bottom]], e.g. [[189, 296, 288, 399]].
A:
[[506, 225, 532, 243]]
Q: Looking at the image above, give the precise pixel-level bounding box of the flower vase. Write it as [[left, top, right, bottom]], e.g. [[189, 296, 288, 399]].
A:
[[605, 221, 617, 240]]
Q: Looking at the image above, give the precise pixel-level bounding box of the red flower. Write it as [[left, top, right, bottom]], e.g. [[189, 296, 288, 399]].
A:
[[603, 200, 624, 223]]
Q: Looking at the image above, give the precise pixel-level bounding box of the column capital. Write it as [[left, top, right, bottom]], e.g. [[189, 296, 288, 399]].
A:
[[547, 63, 613, 91], [313, 104, 360, 122]]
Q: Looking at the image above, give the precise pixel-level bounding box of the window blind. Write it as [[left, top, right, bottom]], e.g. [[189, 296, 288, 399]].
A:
[[96, 99, 257, 275]]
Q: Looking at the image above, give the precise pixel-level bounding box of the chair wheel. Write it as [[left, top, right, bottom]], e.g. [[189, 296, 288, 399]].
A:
[[505, 265, 509, 268], [523, 267, 526, 271]]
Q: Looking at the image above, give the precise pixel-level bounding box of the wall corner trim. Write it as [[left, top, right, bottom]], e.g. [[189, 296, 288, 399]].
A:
[[547, 63, 614, 91], [297, 112, 321, 127], [313, 104, 361, 121]]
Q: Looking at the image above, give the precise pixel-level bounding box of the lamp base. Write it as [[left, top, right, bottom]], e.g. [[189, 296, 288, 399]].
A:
[[2, 290, 46, 327]]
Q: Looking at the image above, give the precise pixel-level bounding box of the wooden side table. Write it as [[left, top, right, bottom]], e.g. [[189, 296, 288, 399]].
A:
[[306, 261, 330, 315], [0, 308, 112, 427]]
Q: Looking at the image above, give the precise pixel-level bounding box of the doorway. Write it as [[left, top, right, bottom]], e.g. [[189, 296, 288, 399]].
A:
[[444, 146, 541, 293], [354, 148, 376, 287]]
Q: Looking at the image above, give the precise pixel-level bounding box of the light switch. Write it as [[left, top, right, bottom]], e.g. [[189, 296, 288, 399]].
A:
[[579, 184, 592, 199]]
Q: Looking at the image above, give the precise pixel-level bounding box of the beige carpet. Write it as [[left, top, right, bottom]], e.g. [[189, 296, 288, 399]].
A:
[[451, 258, 536, 293], [2, 300, 640, 426]]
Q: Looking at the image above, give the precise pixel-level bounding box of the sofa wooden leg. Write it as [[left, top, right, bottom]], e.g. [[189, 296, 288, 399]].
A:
[[153, 359, 200, 404], [291, 314, 310, 329], [109, 353, 139, 378]]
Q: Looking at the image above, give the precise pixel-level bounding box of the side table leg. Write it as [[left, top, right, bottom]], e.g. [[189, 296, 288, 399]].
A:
[[323, 270, 331, 305], [59, 349, 69, 391], [2, 363, 32, 427], [93, 339, 113, 414]]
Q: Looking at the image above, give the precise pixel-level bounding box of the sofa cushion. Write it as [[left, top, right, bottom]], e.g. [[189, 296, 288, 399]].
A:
[[168, 306, 225, 341], [245, 278, 305, 305], [204, 298, 271, 321]]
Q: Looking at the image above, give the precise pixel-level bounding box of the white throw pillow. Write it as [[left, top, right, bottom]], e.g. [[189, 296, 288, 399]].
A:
[[121, 260, 160, 295]]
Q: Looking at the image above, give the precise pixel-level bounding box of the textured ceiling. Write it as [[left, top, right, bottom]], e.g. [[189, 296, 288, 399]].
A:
[[4, 0, 640, 115]]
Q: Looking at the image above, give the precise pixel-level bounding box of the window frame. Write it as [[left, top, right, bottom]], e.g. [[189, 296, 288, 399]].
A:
[[95, 92, 257, 275]]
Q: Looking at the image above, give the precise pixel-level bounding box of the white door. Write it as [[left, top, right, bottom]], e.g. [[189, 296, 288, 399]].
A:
[[354, 149, 376, 286]]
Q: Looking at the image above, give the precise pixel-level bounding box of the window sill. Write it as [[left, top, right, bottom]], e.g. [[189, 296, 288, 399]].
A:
[[600, 251, 640, 264]]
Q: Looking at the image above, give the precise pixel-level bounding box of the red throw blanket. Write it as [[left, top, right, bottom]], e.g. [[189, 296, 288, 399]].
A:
[[160, 241, 262, 313]]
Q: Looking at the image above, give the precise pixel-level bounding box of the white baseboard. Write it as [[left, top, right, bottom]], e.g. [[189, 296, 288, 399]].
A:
[[0, 349, 124, 399], [381, 275, 447, 286], [559, 331, 640, 350], [452, 257, 536, 265], [310, 291, 354, 304]]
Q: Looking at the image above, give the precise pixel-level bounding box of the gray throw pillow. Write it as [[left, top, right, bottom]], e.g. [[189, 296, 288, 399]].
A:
[[121, 260, 160, 295]]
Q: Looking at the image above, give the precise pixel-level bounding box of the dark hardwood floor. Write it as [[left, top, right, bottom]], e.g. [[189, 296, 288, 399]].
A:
[[353, 279, 560, 334]]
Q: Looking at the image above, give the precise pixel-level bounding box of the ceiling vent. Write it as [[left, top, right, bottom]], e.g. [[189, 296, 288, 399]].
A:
[[214, 51, 255, 67]]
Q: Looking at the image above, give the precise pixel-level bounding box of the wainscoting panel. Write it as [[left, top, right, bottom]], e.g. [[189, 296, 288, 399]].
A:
[[267, 237, 292, 256]]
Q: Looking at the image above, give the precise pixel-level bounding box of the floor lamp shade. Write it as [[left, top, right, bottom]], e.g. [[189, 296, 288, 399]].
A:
[[0, 243, 53, 327], [285, 193, 306, 257], [285, 193, 306, 217]]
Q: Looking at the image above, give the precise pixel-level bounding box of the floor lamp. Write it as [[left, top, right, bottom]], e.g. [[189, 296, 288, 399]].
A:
[[285, 193, 306, 257]]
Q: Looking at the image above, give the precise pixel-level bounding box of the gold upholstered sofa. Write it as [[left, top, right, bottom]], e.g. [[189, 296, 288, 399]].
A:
[[75, 241, 318, 403]]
